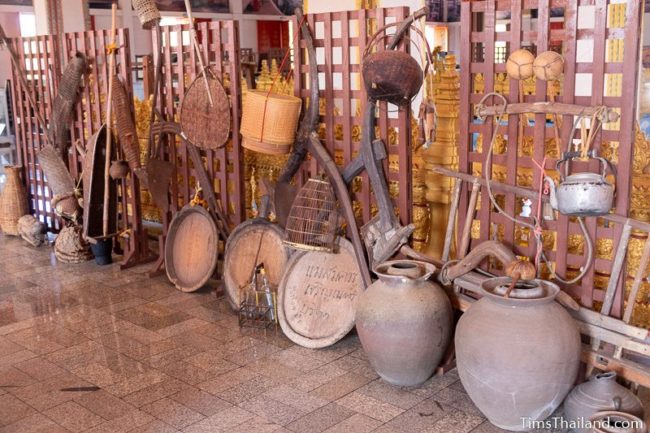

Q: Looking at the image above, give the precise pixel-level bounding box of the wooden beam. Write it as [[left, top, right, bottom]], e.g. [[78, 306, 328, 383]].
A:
[[475, 102, 620, 123]]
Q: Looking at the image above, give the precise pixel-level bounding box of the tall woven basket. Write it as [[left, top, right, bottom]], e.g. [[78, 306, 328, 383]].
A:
[[240, 90, 301, 155], [132, 0, 160, 29], [48, 52, 86, 153], [0, 166, 29, 236], [112, 75, 140, 169]]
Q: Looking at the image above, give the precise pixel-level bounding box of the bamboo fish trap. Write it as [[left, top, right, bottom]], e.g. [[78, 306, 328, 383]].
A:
[[111, 74, 140, 169], [48, 52, 86, 155]]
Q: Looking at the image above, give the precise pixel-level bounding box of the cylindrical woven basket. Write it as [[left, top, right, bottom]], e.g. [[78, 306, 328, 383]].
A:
[[240, 90, 301, 155], [132, 0, 160, 29], [112, 75, 140, 169], [0, 166, 29, 236], [37, 146, 75, 196]]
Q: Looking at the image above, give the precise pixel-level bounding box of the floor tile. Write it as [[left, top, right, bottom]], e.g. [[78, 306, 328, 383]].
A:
[[169, 388, 233, 416], [74, 389, 136, 420], [240, 395, 307, 426], [0, 393, 37, 427], [141, 397, 205, 429], [336, 391, 404, 423], [181, 406, 254, 433], [285, 402, 355, 433], [42, 400, 105, 432], [322, 413, 383, 433]]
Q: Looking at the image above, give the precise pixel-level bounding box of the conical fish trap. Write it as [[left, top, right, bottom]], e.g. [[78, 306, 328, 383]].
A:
[[112, 75, 140, 169], [132, 0, 160, 29], [37, 145, 75, 196], [48, 52, 86, 151], [284, 178, 339, 252]]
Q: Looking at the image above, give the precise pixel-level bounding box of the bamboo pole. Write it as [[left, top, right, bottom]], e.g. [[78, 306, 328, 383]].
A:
[[0, 24, 51, 146], [184, 0, 213, 107], [102, 3, 117, 237]]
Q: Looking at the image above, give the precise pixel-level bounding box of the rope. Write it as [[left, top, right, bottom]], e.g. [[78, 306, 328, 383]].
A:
[[259, 14, 307, 145], [189, 182, 208, 208], [479, 91, 593, 284], [105, 43, 120, 55]]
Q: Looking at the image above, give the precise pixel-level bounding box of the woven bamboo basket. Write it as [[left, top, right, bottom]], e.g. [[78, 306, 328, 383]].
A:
[[48, 52, 86, 151], [240, 90, 301, 155], [0, 166, 29, 236], [180, 71, 231, 150], [37, 146, 75, 196], [54, 225, 92, 263], [112, 75, 140, 169], [132, 0, 160, 29]]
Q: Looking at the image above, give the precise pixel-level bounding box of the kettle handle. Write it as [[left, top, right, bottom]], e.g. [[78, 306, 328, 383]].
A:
[[556, 150, 616, 181]]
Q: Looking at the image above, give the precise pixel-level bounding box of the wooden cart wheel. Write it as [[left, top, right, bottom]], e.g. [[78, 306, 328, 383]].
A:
[[223, 218, 290, 310], [165, 205, 219, 292], [277, 237, 364, 348]]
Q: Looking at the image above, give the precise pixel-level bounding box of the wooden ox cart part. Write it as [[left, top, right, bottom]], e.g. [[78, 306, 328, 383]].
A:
[[474, 101, 620, 123], [165, 205, 218, 292], [223, 218, 290, 311]]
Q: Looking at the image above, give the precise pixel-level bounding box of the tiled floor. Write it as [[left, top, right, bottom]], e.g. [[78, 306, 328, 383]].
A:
[[0, 234, 645, 433]]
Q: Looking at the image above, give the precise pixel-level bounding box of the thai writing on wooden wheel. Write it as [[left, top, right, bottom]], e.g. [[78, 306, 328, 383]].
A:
[[277, 237, 363, 348]]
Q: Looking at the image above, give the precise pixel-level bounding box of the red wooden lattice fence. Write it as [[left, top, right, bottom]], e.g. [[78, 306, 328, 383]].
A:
[[149, 20, 243, 272]]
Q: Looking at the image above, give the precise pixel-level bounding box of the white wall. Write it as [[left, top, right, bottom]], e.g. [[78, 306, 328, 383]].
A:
[[0, 12, 20, 86]]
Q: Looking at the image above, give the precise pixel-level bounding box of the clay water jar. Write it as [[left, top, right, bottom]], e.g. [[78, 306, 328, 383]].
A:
[[455, 277, 580, 431], [565, 372, 644, 433], [355, 260, 453, 387]]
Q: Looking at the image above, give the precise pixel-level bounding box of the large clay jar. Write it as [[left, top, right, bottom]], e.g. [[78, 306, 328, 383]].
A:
[[0, 166, 29, 236], [565, 372, 644, 433], [455, 277, 580, 431], [589, 411, 647, 433], [355, 260, 453, 387]]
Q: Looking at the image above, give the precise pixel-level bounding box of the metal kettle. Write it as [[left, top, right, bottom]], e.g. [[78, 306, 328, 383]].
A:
[[544, 151, 615, 217]]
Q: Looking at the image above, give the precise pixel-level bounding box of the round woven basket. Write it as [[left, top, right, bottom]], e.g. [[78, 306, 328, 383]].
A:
[[0, 166, 29, 236], [240, 90, 301, 155], [132, 0, 160, 29]]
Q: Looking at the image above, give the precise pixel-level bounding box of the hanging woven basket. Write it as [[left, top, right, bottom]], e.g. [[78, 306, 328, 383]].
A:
[[132, 0, 160, 29], [284, 178, 339, 252], [240, 90, 301, 155]]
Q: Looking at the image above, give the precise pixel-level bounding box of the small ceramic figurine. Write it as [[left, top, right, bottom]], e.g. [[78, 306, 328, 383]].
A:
[[520, 198, 533, 217]]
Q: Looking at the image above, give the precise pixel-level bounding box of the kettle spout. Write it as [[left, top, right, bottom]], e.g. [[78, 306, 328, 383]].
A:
[[544, 176, 558, 210]]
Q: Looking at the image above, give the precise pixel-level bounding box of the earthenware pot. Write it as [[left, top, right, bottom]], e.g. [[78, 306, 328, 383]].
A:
[[455, 277, 580, 431], [588, 411, 647, 433], [565, 372, 644, 433], [355, 260, 453, 387]]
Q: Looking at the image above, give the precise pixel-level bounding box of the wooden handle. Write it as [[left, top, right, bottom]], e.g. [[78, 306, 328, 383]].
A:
[[102, 3, 117, 238], [184, 0, 212, 106]]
